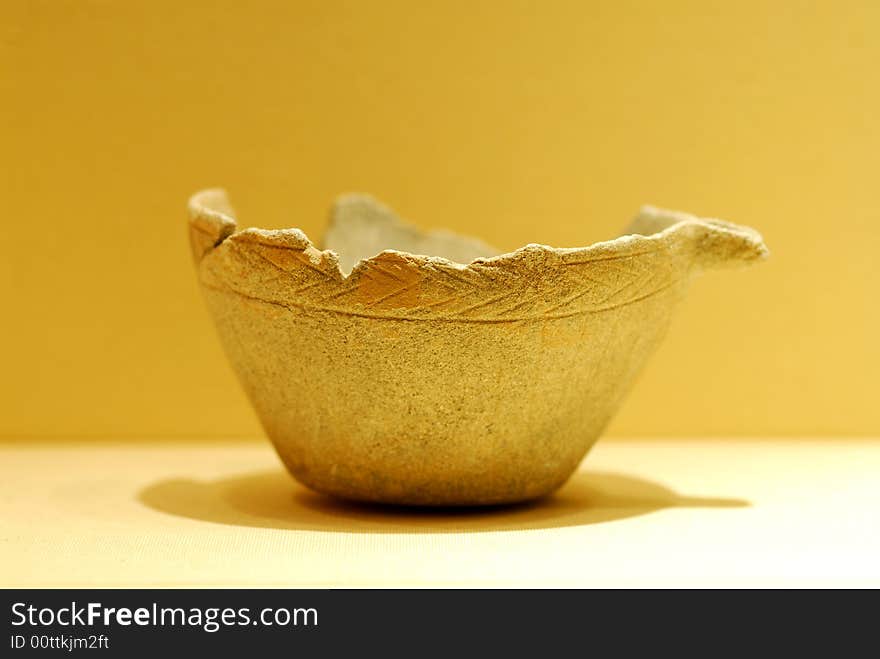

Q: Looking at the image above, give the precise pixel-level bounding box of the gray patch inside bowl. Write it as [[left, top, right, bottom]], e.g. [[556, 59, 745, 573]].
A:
[[323, 194, 501, 276]]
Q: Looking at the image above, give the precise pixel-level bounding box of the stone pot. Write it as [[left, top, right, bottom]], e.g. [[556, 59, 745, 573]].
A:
[[188, 189, 767, 506]]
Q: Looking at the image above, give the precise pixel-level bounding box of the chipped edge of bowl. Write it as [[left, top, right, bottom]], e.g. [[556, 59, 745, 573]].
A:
[[187, 188, 769, 277]]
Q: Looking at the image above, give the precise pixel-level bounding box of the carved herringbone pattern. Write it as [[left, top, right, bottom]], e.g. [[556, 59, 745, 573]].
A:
[[202, 237, 683, 323]]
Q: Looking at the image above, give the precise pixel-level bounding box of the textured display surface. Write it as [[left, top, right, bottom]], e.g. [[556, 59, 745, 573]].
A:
[[2, 438, 878, 587]]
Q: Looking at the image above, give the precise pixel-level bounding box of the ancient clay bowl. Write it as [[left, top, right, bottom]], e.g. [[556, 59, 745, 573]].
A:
[[188, 189, 767, 506]]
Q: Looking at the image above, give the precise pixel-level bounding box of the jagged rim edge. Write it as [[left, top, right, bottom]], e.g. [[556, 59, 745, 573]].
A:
[[188, 188, 767, 280]]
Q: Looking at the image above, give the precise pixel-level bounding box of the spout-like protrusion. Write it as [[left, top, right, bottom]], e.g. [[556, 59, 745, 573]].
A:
[[187, 188, 237, 264], [681, 219, 769, 270], [627, 206, 768, 271]]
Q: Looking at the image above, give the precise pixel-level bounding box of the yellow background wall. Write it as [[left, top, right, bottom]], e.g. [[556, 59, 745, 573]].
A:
[[2, 0, 877, 438]]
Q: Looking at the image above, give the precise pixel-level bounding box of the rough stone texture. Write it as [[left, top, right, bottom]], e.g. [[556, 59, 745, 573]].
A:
[[188, 189, 768, 506]]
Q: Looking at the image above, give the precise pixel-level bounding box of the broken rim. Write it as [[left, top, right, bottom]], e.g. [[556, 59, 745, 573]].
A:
[[188, 188, 768, 323]]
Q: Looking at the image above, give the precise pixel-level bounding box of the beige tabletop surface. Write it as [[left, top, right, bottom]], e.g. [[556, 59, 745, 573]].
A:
[[1, 438, 878, 587]]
